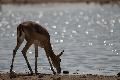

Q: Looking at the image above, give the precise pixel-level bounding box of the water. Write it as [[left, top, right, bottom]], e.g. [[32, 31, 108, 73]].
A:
[[0, 3, 120, 75]]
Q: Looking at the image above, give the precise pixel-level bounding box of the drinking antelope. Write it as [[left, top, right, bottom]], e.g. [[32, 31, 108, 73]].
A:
[[10, 21, 64, 75]]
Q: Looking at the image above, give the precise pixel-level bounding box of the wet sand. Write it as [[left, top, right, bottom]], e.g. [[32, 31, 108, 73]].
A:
[[0, 73, 119, 80]]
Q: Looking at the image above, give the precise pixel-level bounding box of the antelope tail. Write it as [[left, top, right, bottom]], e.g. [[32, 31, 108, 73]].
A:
[[17, 24, 24, 37]]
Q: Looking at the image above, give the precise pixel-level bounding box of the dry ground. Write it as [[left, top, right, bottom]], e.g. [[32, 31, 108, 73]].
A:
[[0, 73, 119, 80]]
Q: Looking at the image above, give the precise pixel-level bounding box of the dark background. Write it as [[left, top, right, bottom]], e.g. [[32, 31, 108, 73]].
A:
[[0, 0, 120, 4]]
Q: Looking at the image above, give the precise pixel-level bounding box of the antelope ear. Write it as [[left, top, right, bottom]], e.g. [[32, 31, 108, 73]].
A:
[[57, 50, 64, 57]]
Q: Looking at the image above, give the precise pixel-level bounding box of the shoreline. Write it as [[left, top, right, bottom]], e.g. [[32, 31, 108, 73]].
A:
[[0, 72, 119, 80]]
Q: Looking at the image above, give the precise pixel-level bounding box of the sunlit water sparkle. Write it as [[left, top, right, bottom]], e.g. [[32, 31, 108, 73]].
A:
[[0, 3, 120, 75]]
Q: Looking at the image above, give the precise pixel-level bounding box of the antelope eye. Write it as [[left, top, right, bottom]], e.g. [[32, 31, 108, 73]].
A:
[[60, 59, 61, 62]]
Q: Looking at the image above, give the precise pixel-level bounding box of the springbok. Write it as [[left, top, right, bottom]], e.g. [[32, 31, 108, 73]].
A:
[[10, 21, 64, 75]]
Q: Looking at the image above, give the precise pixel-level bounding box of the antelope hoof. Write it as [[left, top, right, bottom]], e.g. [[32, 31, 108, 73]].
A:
[[9, 71, 16, 79], [53, 71, 56, 75]]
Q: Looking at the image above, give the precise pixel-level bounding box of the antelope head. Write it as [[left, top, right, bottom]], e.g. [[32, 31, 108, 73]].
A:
[[52, 50, 64, 74]]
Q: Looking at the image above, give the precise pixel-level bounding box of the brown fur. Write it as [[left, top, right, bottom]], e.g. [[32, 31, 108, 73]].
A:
[[10, 21, 63, 75]]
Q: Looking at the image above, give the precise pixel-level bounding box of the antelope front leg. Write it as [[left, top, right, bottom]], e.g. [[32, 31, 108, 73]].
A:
[[22, 42, 33, 75], [34, 43, 38, 74], [46, 54, 56, 75]]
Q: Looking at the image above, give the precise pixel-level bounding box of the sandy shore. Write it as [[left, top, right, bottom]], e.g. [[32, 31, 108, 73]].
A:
[[0, 73, 119, 80]]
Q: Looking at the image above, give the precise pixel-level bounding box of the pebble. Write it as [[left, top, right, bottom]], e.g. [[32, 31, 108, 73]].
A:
[[63, 71, 69, 74]]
